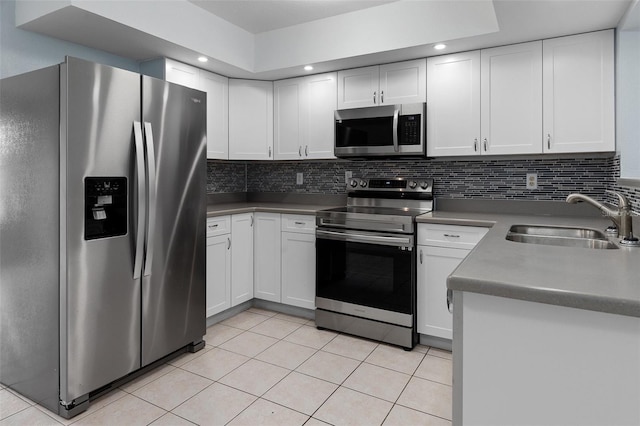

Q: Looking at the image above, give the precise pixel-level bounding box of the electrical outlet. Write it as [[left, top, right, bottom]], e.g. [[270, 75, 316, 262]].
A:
[[296, 172, 303, 185], [526, 173, 538, 190], [345, 171, 352, 183]]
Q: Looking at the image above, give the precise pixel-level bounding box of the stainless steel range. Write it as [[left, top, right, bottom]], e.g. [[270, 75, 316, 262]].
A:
[[315, 177, 434, 350]]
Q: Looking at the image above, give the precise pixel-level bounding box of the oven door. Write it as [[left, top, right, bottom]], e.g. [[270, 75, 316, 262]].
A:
[[315, 228, 415, 327]]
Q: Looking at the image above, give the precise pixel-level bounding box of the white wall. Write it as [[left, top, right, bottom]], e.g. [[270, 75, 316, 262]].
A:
[[0, 0, 138, 78]]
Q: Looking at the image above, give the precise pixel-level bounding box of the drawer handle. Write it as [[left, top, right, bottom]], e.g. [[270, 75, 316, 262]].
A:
[[208, 224, 219, 229], [294, 221, 305, 225], [443, 234, 460, 238]]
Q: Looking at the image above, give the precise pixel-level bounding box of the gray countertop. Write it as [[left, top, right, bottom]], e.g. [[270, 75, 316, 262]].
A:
[[417, 211, 640, 318], [207, 202, 339, 217]]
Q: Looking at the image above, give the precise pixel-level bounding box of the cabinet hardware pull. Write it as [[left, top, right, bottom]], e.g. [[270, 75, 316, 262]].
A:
[[373, 91, 376, 104], [250, 216, 254, 226], [294, 221, 305, 225], [381, 90, 384, 103], [299, 146, 302, 157], [269, 146, 272, 157], [474, 138, 478, 152], [483, 138, 488, 151], [305, 145, 308, 156], [447, 289, 453, 313], [419, 249, 423, 264], [444, 234, 460, 238], [547, 133, 551, 150], [227, 237, 231, 249], [209, 224, 218, 229]]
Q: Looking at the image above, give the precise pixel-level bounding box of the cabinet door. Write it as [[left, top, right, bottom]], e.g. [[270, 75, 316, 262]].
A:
[[165, 59, 199, 89], [229, 80, 274, 160], [379, 59, 426, 105], [481, 42, 543, 155], [337, 66, 379, 109], [231, 213, 254, 306], [254, 213, 282, 302], [274, 79, 303, 160], [417, 245, 469, 339], [281, 231, 316, 309], [427, 52, 481, 157], [543, 30, 614, 153], [303, 73, 337, 159], [206, 234, 231, 317], [200, 71, 229, 160]]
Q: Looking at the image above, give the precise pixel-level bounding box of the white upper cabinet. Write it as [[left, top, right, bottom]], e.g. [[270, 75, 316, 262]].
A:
[[337, 59, 426, 109], [229, 79, 274, 160], [427, 51, 481, 157], [378, 60, 427, 106], [274, 72, 337, 160], [199, 72, 229, 160], [146, 58, 230, 160], [543, 30, 615, 153], [274, 79, 302, 160], [337, 66, 380, 109], [303, 73, 337, 159], [481, 41, 543, 155], [428, 43, 542, 157]]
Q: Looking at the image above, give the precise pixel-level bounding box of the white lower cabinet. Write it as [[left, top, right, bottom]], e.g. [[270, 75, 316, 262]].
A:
[[206, 216, 231, 317], [231, 213, 254, 306], [208, 212, 315, 316], [417, 223, 489, 339], [254, 213, 282, 302], [281, 229, 316, 309], [253, 213, 316, 310]]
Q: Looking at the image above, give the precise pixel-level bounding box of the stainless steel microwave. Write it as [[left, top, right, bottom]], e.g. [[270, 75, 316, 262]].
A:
[[334, 102, 426, 158]]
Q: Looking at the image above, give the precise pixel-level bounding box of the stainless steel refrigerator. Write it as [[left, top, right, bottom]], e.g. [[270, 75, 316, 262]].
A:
[[0, 57, 206, 418]]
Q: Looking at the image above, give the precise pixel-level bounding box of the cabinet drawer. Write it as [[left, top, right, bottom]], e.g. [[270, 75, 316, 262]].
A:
[[418, 223, 489, 249], [206, 216, 231, 237], [281, 214, 315, 234]]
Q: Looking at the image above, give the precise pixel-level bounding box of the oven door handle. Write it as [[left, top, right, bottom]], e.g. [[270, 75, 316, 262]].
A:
[[316, 229, 413, 248], [317, 218, 407, 233]]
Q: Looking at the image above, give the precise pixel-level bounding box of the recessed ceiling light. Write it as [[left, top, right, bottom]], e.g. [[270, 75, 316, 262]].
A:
[[304, 65, 314, 71], [434, 44, 447, 50], [198, 56, 208, 63]]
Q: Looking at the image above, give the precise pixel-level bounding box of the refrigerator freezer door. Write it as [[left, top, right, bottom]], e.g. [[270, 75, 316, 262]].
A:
[[140, 76, 207, 366], [0, 65, 61, 414], [62, 58, 142, 404]]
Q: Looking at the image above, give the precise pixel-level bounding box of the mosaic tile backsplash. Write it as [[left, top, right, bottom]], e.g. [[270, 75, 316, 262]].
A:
[[207, 155, 640, 212]]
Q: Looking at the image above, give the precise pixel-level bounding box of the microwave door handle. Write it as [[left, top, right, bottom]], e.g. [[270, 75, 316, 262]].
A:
[[392, 107, 399, 152]]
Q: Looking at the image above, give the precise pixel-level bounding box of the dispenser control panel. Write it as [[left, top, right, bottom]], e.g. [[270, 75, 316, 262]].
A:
[[84, 177, 127, 240]]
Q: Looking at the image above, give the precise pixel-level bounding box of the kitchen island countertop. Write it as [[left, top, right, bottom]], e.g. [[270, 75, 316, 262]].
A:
[[417, 210, 640, 318]]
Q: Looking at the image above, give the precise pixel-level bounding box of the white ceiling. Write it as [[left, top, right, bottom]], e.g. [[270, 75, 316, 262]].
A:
[[14, 0, 635, 80], [188, 0, 399, 33]]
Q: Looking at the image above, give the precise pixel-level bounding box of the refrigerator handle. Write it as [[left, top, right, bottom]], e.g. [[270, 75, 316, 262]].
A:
[[143, 122, 157, 277], [132, 122, 147, 280]]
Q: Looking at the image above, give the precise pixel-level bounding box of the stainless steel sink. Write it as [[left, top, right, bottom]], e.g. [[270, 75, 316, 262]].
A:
[[506, 225, 618, 250]]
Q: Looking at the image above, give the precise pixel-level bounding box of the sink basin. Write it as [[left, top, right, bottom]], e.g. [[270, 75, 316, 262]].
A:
[[506, 225, 618, 250]]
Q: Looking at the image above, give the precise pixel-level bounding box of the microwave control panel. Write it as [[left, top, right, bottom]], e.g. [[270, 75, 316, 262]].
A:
[[399, 115, 421, 145]]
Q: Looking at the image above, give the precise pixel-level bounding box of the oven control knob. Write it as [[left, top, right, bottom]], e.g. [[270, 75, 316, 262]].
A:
[[360, 180, 368, 187], [420, 181, 430, 190], [350, 179, 358, 188], [408, 180, 418, 189]]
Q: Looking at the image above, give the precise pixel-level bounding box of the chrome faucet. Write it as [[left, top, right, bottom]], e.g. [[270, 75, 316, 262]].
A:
[[566, 191, 639, 246]]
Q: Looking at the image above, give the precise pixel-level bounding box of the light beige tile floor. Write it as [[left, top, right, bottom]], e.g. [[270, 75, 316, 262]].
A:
[[0, 307, 452, 425]]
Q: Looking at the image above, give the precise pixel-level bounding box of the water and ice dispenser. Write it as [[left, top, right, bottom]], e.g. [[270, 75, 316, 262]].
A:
[[84, 177, 127, 240]]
